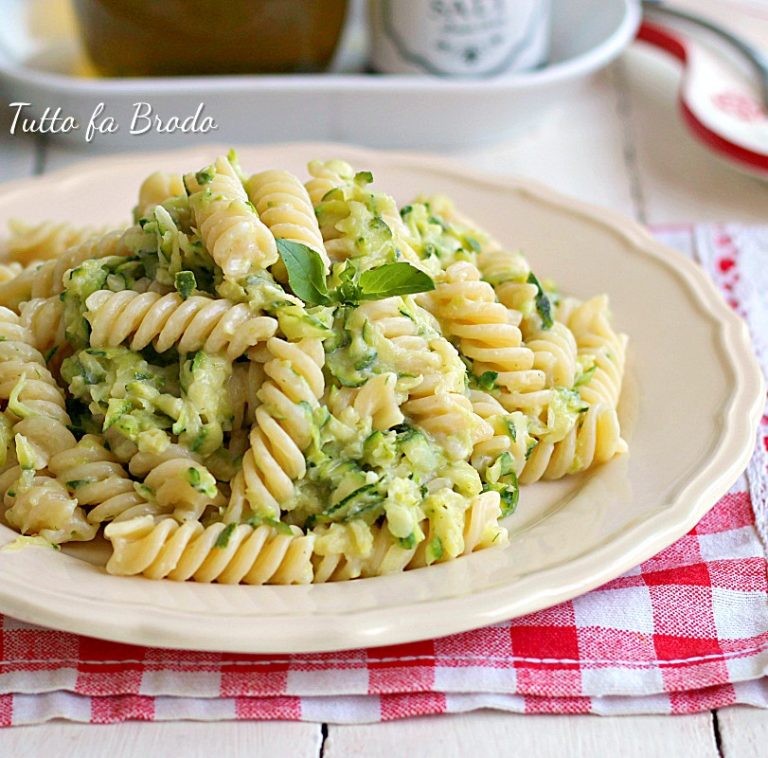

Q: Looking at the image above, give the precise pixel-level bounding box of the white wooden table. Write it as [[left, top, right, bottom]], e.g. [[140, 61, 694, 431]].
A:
[[1, 42, 767, 758]]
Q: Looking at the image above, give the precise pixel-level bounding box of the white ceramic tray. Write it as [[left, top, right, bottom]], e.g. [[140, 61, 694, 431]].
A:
[[0, 143, 762, 653], [0, 0, 639, 149]]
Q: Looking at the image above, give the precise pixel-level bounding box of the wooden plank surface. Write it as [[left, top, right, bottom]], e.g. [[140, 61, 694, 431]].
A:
[[0, 721, 322, 758], [324, 711, 720, 758], [718, 707, 768, 758]]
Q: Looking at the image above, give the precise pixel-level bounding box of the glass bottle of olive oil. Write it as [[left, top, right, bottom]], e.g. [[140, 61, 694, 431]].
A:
[[73, 0, 348, 76]]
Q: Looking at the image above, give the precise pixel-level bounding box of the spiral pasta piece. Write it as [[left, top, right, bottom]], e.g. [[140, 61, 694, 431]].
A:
[[306, 160, 361, 262], [2, 473, 96, 543], [48, 435, 161, 525], [306, 160, 420, 266], [566, 295, 627, 410], [0, 229, 131, 310], [357, 296, 492, 459], [524, 321, 578, 389], [355, 297, 442, 377], [5, 219, 108, 266], [423, 262, 548, 415], [104, 515, 315, 584], [520, 402, 626, 484], [420, 196, 537, 315], [135, 171, 185, 218], [129, 447, 222, 522], [85, 289, 277, 360], [459, 490, 508, 553], [477, 247, 538, 316], [0, 307, 88, 540], [305, 159, 355, 207], [189, 155, 278, 279], [312, 521, 416, 582], [233, 337, 325, 520], [469, 390, 529, 474], [19, 296, 64, 354], [402, 384, 481, 455], [425, 262, 529, 368], [312, 491, 507, 582], [246, 169, 328, 266], [468, 389, 511, 469], [328, 372, 404, 432], [0, 307, 75, 464]]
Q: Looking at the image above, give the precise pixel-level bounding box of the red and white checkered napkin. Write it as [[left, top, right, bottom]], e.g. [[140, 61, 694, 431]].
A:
[[1, 225, 767, 726]]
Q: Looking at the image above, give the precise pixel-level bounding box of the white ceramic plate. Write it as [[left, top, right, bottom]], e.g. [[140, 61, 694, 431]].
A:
[[0, 0, 639, 148], [0, 144, 762, 653]]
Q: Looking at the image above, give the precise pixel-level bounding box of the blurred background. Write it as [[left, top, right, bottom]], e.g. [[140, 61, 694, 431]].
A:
[[0, 0, 766, 222]]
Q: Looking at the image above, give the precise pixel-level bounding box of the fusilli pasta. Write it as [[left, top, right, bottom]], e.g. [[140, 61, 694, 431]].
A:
[[246, 169, 329, 268], [312, 491, 507, 582], [135, 171, 186, 218], [520, 402, 625, 484], [105, 515, 314, 584], [0, 229, 131, 310], [423, 261, 548, 415], [189, 155, 278, 279], [234, 336, 325, 521], [0, 152, 628, 587], [0, 307, 73, 456], [5, 219, 108, 266], [48, 435, 158, 525], [85, 289, 278, 360], [566, 295, 627, 410]]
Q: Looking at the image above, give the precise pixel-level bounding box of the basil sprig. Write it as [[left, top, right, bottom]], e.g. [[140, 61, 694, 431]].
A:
[[276, 239, 435, 307], [276, 239, 330, 306]]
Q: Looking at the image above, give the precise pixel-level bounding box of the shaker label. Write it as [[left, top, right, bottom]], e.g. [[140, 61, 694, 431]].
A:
[[380, 0, 547, 77]]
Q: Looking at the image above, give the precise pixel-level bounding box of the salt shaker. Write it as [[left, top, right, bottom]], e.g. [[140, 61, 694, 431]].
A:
[[369, 0, 552, 77]]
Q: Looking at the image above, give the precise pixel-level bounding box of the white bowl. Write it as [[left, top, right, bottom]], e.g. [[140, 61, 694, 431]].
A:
[[0, 0, 640, 148]]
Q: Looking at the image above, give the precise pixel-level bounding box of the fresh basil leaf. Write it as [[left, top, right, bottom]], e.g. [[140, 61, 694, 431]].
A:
[[339, 261, 357, 285], [527, 271, 553, 329], [358, 262, 435, 301], [333, 260, 362, 305], [276, 239, 330, 306]]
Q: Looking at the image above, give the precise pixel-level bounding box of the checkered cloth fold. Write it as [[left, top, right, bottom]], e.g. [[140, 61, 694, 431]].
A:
[[0, 225, 766, 725]]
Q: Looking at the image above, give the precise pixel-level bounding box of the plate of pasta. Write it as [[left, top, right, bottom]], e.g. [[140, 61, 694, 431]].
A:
[[0, 144, 761, 653]]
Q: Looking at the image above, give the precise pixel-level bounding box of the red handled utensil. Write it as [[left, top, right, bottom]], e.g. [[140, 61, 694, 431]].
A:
[[638, 1, 768, 178]]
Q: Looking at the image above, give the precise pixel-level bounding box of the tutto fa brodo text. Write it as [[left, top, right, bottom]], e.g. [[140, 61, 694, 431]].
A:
[[8, 102, 218, 143]]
